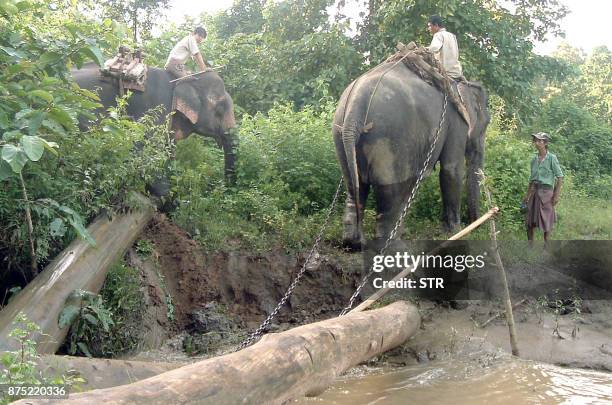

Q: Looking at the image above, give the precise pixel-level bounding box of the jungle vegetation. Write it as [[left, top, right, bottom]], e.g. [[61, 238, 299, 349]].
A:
[[0, 0, 610, 292]]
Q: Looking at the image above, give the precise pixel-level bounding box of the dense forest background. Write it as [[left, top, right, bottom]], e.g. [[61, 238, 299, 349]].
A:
[[1, 0, 610, 289]]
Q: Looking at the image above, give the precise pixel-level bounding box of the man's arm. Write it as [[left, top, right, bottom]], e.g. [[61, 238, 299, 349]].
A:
[[193, 52, 208, 72], [553, 177, 563, 206], [427, 33, 443, 53]]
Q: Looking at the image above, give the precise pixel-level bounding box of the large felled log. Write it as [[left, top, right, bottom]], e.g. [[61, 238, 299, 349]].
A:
[[0, 193, 154, 354], [22, 301, 420, 404], [37, 355, 184, 390]]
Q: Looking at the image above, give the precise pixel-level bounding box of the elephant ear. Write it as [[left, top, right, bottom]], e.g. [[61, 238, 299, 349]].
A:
[[172, 83, 201, 125]]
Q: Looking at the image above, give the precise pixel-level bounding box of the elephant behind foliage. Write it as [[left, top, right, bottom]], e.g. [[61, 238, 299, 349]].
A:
[[333, 63, 490, 250], [72, 63, 237, 186]]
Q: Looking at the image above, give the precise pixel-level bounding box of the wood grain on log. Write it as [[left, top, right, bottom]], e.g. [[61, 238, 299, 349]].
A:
[[21, 301, 420, 404]]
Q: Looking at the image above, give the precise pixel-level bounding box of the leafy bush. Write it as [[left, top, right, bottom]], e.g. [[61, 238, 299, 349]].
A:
[[170, 103, 343, 252]]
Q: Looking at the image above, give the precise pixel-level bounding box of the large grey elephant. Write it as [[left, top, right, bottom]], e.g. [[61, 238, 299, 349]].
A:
[[72, 63, 237, 185], [333, 63, 490, 250]]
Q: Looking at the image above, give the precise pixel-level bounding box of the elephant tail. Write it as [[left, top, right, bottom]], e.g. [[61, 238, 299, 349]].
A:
[[341, 119, 362, 222]]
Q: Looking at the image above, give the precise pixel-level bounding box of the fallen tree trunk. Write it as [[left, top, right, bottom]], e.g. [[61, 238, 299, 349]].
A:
[[38, 355, 184, 390], [0, 193, 155, 354], [22, 301, 420, 404]]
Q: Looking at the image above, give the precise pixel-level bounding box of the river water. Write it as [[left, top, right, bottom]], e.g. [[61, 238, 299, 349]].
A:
[[297, 359, 612, 404]]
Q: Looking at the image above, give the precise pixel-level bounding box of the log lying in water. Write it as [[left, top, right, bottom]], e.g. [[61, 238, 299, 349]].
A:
[[0, 193, 155, 354], [38, 355, 184, 390], [22, 301, 420, 404]]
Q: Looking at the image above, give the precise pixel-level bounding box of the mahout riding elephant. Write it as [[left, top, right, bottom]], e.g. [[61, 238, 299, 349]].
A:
[[333, 63, 490, 250], [72, 63, 237, 189]]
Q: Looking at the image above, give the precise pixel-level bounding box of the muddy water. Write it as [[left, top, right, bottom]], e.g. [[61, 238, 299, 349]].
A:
[[298, 359, 612, 404]]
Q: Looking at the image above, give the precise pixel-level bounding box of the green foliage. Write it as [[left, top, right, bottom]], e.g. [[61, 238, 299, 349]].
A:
[[89, 0, 171, 43], [135, 238, 155, 257], [171, 103, 343, 252], [0, 312, 83, 404], [62, 262, 145, 358], [531, 95, 611, 198], [62, 290, 114, 357]]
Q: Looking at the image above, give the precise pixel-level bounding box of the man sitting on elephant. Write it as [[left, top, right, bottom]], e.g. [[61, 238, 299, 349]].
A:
[[165, 26, 209, 79], [426, 15, 464, 81]]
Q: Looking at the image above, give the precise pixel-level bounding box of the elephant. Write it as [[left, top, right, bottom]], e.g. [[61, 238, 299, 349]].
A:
[[72, 63, 237, 188], [333, 62, 490, 250]]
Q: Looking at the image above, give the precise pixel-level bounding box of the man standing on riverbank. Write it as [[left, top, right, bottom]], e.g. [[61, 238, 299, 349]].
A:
[[524, 132, 564, 245], [165, 26, 209, 79]]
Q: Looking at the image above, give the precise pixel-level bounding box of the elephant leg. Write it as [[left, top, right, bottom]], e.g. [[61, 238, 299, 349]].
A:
[[439, 161, 464, 232], [466, 135, 484, 222], [374, 180, 413, 242], [342, 181, 369, 251]]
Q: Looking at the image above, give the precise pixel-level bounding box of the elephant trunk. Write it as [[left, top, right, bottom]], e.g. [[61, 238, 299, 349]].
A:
[[342, 122, 361, 222], [222, 128, 238, 185]]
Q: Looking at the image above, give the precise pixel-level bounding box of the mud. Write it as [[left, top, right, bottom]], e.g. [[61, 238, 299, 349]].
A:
[[128, 214, 363, 361], [125, 214, 611, 372]]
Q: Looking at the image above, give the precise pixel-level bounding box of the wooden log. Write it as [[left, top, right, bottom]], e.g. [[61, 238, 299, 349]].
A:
[[37, 355, 184, 390], [21, 301, 420, 404], [0, 193, 155, 354]]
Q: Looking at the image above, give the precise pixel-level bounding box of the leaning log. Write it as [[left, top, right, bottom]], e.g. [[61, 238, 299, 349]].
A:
[[22, 301, 420, 404], [0, 193, 155, 354]]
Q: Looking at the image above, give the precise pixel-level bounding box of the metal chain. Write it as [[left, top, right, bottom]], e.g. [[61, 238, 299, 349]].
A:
[[235, 179, 344, 350], [340, 94, 449, 315]]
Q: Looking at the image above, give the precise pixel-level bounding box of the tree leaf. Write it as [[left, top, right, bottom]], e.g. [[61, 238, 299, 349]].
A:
[[67, 215, 96, 246], [38, 51, 62, 67], [80, 45, 104, 66], [28, 89, 54, 104], [42, 119, 66, 136], [1, 144, 28, 173], [49, 108, 75, 130], [58, 304, 80, 329], [0, 159, 13, 181], [82, 313, 98, 326], [49, 217, 66, 237], [20, 135, 45, 161], [77, 342, 92, 358], [27, 110, 45, 135]]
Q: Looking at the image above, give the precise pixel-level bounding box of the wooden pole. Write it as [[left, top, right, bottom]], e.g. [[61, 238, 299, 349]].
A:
[[478, 171, 520, 356], [0, 193, 155, 354], [350, 207, 499, 313], [18, 301, 420, 404]]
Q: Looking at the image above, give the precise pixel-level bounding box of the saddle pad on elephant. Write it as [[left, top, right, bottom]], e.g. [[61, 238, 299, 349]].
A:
[[386, 43, 472, 132]]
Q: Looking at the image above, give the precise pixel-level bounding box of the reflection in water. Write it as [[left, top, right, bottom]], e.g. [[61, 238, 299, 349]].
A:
[[296, 360, 612, 405]]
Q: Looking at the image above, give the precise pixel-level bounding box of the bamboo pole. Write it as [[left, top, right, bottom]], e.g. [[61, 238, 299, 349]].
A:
[[478, 171, 520, 356], [18, 301, 420, 405], [350, 207, 499, 313]]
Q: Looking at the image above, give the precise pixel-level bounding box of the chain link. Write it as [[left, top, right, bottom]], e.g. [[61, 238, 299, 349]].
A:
[[340, 94, 449, 315], [234, 179, 344, 351]]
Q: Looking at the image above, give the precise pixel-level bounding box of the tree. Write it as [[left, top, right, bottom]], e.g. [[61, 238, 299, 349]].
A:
[[96, 0, 171, 43], [349, 0, 569, 121]]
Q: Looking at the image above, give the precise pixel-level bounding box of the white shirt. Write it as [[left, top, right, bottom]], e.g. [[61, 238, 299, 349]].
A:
[[427, 28, 463, 79], [165, 35, 200, 66]]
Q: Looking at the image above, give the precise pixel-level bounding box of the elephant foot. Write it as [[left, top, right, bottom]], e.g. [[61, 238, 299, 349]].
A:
[[342, 234, 365, 252]]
